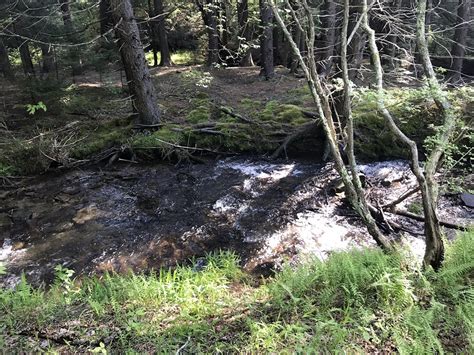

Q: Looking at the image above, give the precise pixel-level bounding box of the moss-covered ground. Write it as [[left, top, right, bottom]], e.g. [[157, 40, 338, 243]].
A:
[[1, 230, 473, 353], [0, 66, 472, 176]]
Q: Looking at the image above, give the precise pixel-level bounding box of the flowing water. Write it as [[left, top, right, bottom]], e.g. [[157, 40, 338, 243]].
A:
[[0, 158, 471, 287]]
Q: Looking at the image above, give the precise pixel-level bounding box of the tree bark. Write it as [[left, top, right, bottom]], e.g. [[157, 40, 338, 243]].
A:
[[259, 0, 274, 79], [317, 0, 337, 77], [147, 0, 159, 67], [153, 0, 172, 66], [40, 44, 54, 74], [100, 0, 114, 35], [237, 0, 254, 66], [347, 0, 365, 80], [0, 38, 14, 80], [448, 0, 471, 84], [60, 0, 83, 76], [18, 41, 35, 76], [110, 0, 161, 125], [197, 0, 220, 66]]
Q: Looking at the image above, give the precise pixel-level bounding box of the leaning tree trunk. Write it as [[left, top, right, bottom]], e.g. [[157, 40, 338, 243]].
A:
[[270, 0, 394, 251], [237, 0, 254, 66], [154, 0, 172, 66], [259, 0, 274, 79], [448, 0, 471, 84], [110, 0, 161, 125], [0, 38, 14, 80]]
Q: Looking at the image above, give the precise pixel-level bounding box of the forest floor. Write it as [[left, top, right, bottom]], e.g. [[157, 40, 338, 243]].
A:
[[0, 65, 473, 352], [1, 64, 472, 177]]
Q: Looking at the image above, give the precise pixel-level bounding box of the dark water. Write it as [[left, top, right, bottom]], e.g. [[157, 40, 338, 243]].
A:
[[1, 158, 471, 287]]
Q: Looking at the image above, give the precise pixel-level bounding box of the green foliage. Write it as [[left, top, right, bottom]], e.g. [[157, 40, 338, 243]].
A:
[[1, 235, 473, 353], [407, 201, 423, 215], [25, 101, 47, 115], [0, 163, 14, 177]]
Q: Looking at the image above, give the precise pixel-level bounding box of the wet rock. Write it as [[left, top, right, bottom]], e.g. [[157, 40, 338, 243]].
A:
[[460, 192, 474, 208], [12, 242, 26, 251], [72, 205, 102, 224], [62, 186, 81, 195]]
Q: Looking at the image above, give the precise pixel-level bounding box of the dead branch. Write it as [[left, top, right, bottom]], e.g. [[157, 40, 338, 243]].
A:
[[382, 186, 420, 210], [391, 208, 469, 231]]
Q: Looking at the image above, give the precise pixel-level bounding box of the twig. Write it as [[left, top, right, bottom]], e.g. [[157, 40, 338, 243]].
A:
[[176, 336, 191, 355], [217, 105, 254, 124]]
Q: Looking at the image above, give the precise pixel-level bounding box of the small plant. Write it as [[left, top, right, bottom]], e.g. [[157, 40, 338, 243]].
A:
[[407, 201, 423, 215], [91, 342, 108, 354], [26, 101, 47, 115], [53, 265, 76, 303]]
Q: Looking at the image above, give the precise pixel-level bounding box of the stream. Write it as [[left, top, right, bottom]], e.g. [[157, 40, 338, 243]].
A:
[[1, 158, 472, 287]]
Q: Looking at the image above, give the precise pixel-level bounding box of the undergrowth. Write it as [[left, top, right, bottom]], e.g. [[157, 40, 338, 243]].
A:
[[1, 231, 473, 353]]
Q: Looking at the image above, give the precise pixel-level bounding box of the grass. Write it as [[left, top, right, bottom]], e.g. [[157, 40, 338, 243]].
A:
[[145, 50, 204, 66], [1, 231, 473, 353]]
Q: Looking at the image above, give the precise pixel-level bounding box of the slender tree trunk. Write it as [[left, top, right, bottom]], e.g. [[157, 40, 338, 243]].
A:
[[448, 0, 471, 84], [417, 0, 459, 269], [147, 0, 159, 67], [197, 0, 220, 66], [110, 0, 161, 125], [348, 0, 365, 80], [40, 44, 54, 74], [259, 0, 274, 79], [0, 38, 14, 80], [317, 0, 337, 77], [154, 0, 172, 66], [270, 0, 394, 251], [238, 0, 254, 66], [60, 0, 83, 76], [18, 41, 35, 76], [100, 0, 114, 35]]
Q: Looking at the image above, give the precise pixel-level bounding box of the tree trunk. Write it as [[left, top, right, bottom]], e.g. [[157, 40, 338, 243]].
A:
[[317, 0, 337, 77], [147, 0, 159, 67], [60, 0, 83, 76], [0, 38, 14, 80], [348, 0, 365, 80], [259, 0, 274, 79], [154, 0, 172, 66], [197, 0, 220, 66], [18, 41, 35, 76], [100, 0, 114, 35], [110, 0, 161, 125], [270, 0, 394, 251], [237, 0, 254, 66], [448, 0, 471, 84], [40, 44, 54, 74]]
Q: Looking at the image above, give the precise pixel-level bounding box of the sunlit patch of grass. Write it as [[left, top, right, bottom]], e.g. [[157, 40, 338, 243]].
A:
[[145, 50, 204, 66], [2, 233, 473, 353]]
